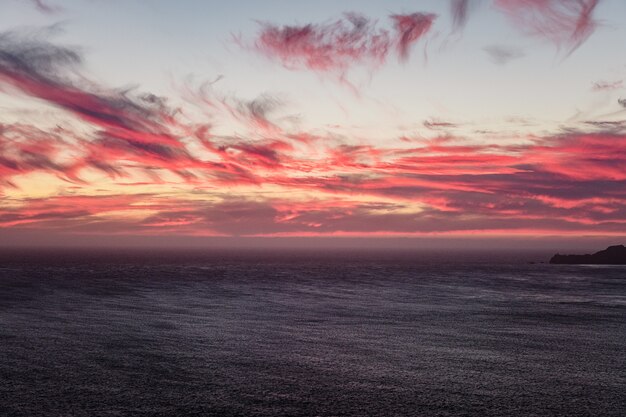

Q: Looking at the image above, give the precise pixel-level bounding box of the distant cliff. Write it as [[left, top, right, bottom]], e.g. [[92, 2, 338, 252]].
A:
[[550, 245, 626, 265]]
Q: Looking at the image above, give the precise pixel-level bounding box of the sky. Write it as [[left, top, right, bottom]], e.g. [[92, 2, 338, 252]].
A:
[[0, 0, 625, 249]]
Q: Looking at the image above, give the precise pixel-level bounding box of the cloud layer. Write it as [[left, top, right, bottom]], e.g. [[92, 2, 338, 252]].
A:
[[0, 12, 624, 240]]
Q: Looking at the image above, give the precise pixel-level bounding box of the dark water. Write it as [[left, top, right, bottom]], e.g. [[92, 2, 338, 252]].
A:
[[0, 250, 625, 417]]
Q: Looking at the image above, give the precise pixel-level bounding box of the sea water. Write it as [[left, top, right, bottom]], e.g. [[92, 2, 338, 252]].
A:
[[0, 250, 624, 416]]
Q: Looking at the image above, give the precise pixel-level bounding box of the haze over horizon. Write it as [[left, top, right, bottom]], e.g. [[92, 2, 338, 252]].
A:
[[1, 0, 626, 249]]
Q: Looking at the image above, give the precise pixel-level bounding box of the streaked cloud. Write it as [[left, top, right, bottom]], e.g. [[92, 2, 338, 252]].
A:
[[390, 13, 437, 62], [450, 0, 476, 32], [592, 80, 623, 91], [250, 14, 392, 73], [27, 0, 61, 14], [493, 0, 601, 55], [247, 11, 435, 85]]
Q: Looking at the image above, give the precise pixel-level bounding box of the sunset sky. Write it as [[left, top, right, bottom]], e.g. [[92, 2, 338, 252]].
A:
[[1, 0, 625, 248]]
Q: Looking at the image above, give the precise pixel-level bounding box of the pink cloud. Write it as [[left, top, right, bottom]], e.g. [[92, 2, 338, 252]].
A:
[[494, 0, 601, 55], [1, 27, 625, 238], [2, 107, 625, 237], [0, 123, 78, 185], [3, 188, 625, 236], [390, 13, 437, 62], [251, 13, 392, 74], [248, 11, 436, 84], [0, 29, 187, 160]]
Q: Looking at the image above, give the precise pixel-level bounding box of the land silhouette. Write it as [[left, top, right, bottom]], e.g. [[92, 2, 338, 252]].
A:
[[550, 245, 626, 265]]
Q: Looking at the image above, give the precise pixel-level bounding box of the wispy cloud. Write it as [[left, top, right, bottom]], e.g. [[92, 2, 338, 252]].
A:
[[27, 0, 61, 14], [592, 80, 623, 91], [450, 0, 478, 32], [244, 0, 601, 85], [493, 0, 601, 55], [2, 143, 626, 236], [483, 45, 525, 64], [423, 119, 458, 130], [390, 13, 437, 62], [0, 28, 215, 183], [0, 123, 71, 186], [0, 29, 182, 148], [250, 13, 392, 73], [246, 11, 436, 84], [1, 20, 625, 238]]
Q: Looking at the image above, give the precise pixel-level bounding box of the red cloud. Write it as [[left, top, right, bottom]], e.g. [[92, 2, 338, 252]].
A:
[[1, 28, 625, 238], [0, 30, 296, 186], [252, 13, 392, 73], [0, 29, 188, 169], [390, 13, 437, 62], [2, 110, 625, 237], [0, 123, 78, 185], [249, 11, 436, 82], [245, 0, 601, 81], [3, 187, 624, 236]]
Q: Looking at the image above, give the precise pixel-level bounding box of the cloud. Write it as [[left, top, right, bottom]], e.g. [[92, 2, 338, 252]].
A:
[[250, 13, 392, 74], [180, 78, 293, 136], [216, 93, 286, 136], [0, 123, 77, 185], [450, 0, 476, 31], [618, 98, 626, 108], [27, 0, 61, 14], [0, 29, 184, 151], [390, 13, 437, 62], [0, 28, 222, 183], [493, 0, 601, 55], [483, 45, 525, 64], [1, 25, 625, 238], [243, 0, 602, 85], [0, 194, 146, 228], [592, 80, 623, 91], [0, 28, 181, 146], [3, 67, 626, 236], [3, 179, 625, 236], [247, 11, 436, 82], [423, 119, 458, 130], [2, 128, 626, 236]]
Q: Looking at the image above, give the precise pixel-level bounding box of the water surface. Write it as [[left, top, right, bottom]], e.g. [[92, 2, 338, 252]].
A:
[[0, 250, 624, 416]]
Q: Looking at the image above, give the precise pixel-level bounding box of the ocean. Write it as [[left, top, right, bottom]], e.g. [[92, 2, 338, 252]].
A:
[[0, 249, 624, 416]]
